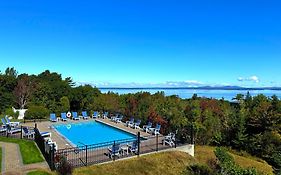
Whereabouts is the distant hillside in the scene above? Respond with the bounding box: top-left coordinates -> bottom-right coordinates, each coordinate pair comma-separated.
99,86 -> 281,90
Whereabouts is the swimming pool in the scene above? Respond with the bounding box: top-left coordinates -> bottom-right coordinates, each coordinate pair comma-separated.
53,121 -> 136,146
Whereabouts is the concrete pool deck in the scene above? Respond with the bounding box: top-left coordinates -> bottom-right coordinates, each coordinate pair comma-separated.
24,118 -> 154,149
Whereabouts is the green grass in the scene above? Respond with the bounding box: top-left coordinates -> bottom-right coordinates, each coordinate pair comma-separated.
0,147 -> 2,172
0,137 -> 44,164
74,146 -> 274,175
27,170 -> 53,175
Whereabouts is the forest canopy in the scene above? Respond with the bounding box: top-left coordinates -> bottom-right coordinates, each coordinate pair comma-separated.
0,67 -> 280,173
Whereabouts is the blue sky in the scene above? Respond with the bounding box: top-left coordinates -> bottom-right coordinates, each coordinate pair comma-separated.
0,0 -> 280,87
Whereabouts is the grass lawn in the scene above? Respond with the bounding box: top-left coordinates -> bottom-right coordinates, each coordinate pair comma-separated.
74,146 -> 273,175
0,147 -> 2,172
27,170 -> 53,175
0,137 -> 45,164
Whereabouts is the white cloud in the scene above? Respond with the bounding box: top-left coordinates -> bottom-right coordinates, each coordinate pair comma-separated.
184,80 -> 203,85
163,80 -> 203,87
237,75 -> 259,83
78,80 -> 206,88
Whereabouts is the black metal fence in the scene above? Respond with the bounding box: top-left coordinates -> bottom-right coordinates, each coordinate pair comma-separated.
62,133 -> 176,169
55,137 -> 139,168
34,126 -> 56,170
34,130 -> 178,170
1,123 -> 192,171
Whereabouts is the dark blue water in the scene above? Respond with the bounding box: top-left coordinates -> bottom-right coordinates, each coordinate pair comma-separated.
100,88 -> 281,101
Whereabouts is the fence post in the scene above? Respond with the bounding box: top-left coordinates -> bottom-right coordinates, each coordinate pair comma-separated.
21,126 -> 23,139
191,124 -> 194,144
174,132 -> 177,148
85,145 -> 88,166
137,132 -> 140,156
50,143 -> 55,170
113,141 -> 116,161
6,125 -> 10,138
156,133 -> 158,151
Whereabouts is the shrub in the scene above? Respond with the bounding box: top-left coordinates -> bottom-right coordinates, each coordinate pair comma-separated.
57,156 -> 73,175
214,147 -> 258,175
184,164 -> 214,175
5,107 -> 15,117
271,150 -> 281,174
25,106 -> 49,120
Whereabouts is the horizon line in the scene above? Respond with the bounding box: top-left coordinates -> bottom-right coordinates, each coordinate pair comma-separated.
96,86 -> 281,90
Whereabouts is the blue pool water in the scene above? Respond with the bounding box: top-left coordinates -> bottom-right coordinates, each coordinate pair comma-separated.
53,121 -> 136,146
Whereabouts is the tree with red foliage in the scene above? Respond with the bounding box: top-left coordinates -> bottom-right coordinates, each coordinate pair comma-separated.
148,107 -> 168,134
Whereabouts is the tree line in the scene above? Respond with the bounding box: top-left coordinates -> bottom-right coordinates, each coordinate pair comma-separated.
0,67 -> 280,173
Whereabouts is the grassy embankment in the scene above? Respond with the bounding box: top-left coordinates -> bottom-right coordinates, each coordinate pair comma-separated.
74,146 -> 273,175
0,137 -> 44,164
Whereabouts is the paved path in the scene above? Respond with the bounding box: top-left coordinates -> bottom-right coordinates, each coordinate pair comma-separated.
0,142 -> 50,175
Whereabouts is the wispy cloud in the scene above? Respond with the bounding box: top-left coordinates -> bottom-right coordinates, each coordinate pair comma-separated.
77,80 -> 206,88
238,76 -> 259,83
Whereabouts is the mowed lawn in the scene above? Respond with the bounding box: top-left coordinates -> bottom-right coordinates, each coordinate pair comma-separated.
0,137 -> 45,164
27,169 -> 53,175
74,146 -> 273,175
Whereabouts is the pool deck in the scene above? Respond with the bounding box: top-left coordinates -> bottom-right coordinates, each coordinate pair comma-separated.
24,118 -> 155,149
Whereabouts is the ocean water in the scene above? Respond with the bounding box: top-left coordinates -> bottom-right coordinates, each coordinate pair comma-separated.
100,88 -> 281,101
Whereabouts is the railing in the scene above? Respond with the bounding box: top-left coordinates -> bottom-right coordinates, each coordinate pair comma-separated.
1,123 -> 191,171
34,126 -> 56,170
50,132 -> 178,170
55,137 -> 138,168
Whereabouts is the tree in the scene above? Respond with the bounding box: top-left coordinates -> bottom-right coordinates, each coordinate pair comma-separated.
0,69 -> 17,112
5,67 -> 17,78
25,105 -> 49,119
233,93 -> 244,102
65,77 -> 75,87
60,96 -> 70,112
13,76 -> 34,109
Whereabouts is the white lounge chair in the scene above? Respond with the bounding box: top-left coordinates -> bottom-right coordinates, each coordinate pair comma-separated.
72,112 -> 80,120
22,127 -> 35,138
81,111 -> 89,120
148,124 -> 161,135
7,125 -> 21,134
126,117 -> 134,127
5,116 -> 20,126
102,112 -> 109,119
108,144 -> 121,159
61,113 -> 68,121
41,131 -> 51,137
50,113 -> 58,122
128,141 -> 138,154
163,133 -> 176,147
132,119 -> 141,129
114,115 -> 124,123
44,138 -> 58,153
143,122 -> 152,133
92,111 -> 99,118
